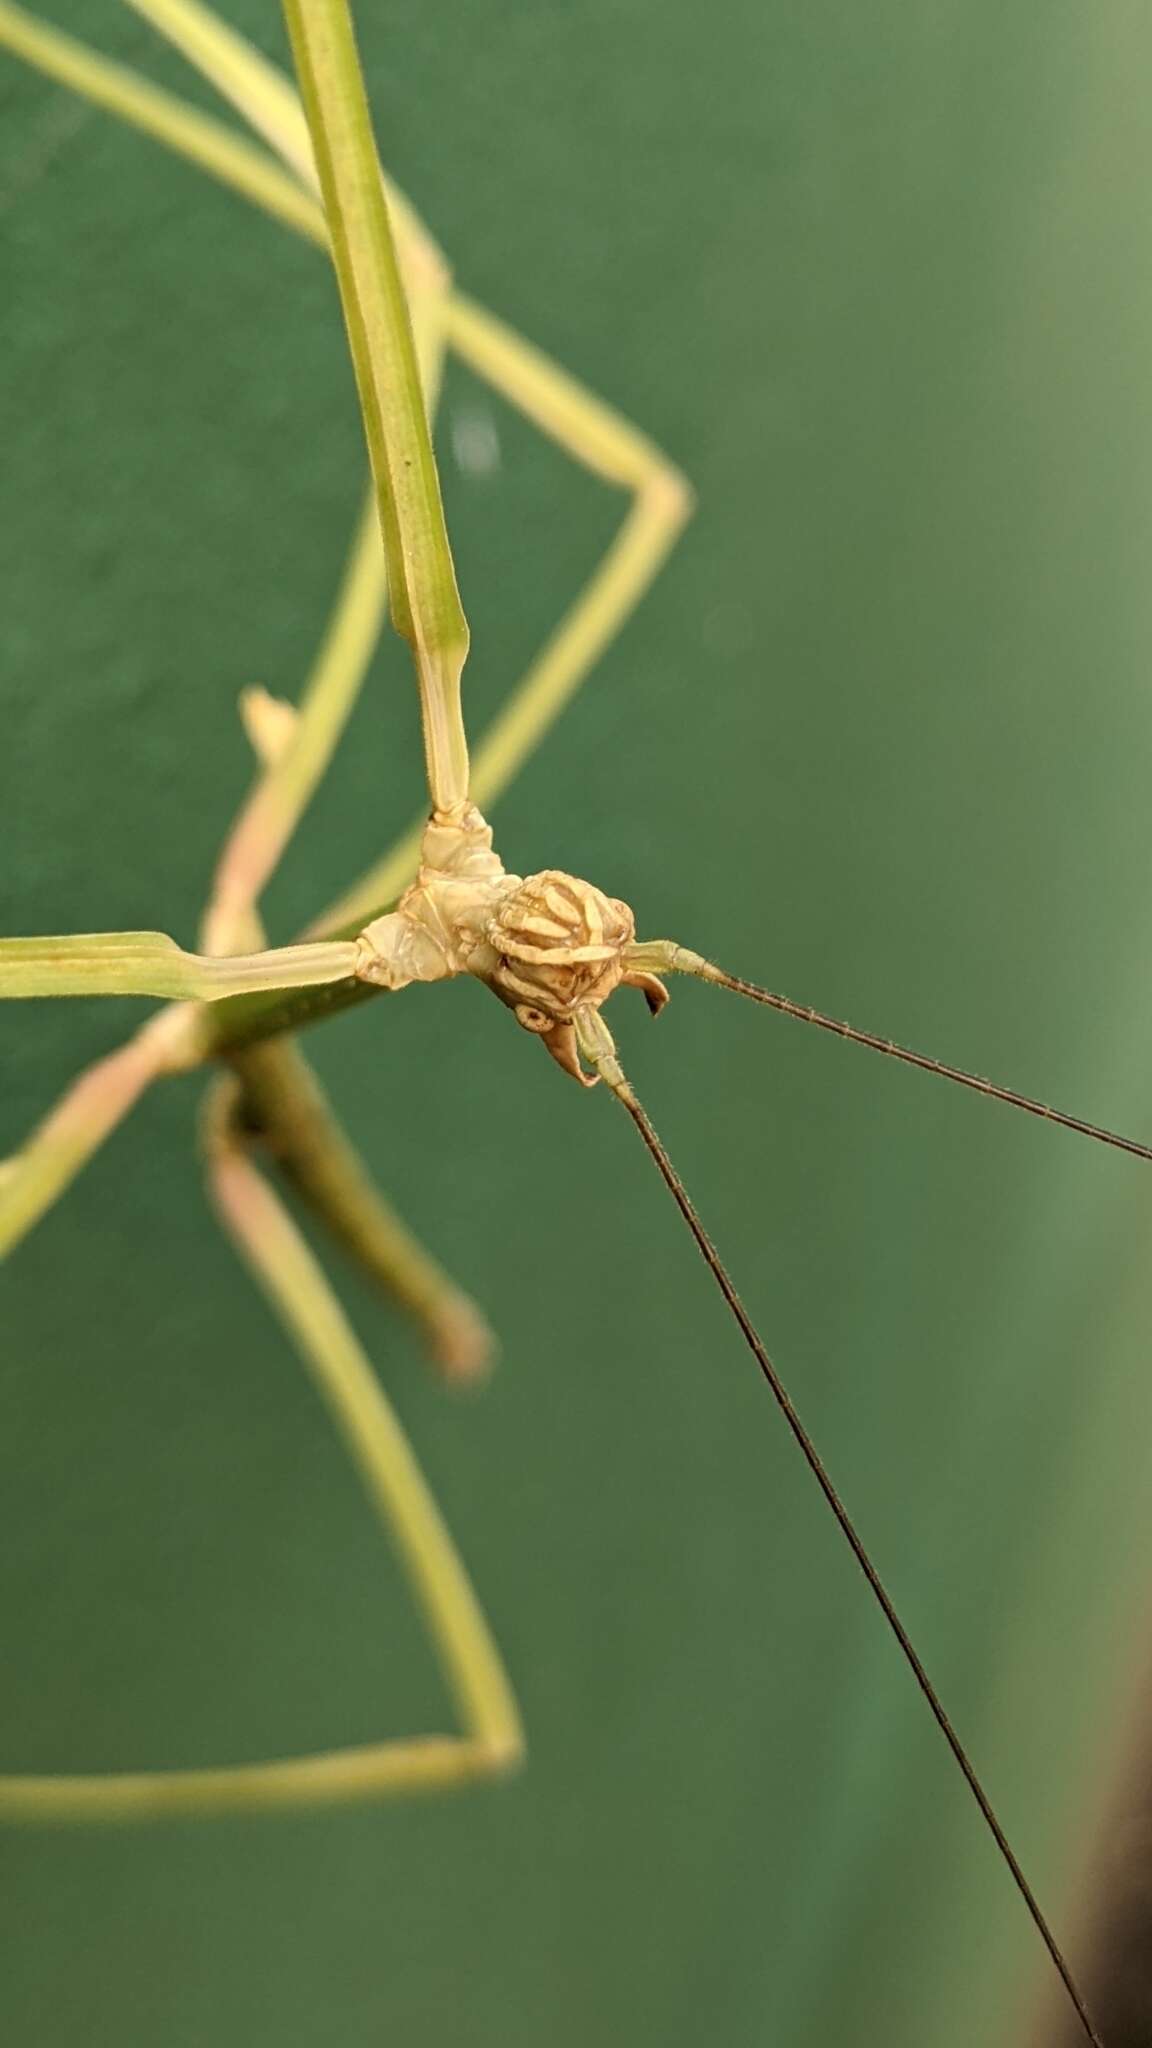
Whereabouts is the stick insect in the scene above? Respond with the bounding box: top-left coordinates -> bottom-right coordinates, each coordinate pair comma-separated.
3,5 -> 1152,2045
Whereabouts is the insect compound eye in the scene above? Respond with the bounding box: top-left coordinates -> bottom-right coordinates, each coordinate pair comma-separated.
512,1003 -> 553,1035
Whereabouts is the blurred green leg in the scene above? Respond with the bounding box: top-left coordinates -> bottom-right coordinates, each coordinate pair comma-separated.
124,0 -> 449,307
0,3 -> 691,935
216,574 -> 493,1380
0,1124 -> 521,1824
201,486 -> 388,957
313,296 -> 693,934
0,0 -> 324,244
219,1048 -> 494,1381
0,1005 -> 196,1260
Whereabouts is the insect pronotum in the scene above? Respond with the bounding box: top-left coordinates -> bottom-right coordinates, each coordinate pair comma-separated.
3,5 -> 1152,2046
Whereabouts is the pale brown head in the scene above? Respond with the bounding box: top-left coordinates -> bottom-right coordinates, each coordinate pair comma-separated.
483,870 -> 668,1083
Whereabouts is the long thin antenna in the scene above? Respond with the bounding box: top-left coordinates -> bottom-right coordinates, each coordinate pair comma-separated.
595,1049 -> 1103,2048
695,962 -> 1152,1165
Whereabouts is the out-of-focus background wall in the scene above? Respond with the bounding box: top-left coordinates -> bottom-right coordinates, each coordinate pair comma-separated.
4,4 -> 1152,2044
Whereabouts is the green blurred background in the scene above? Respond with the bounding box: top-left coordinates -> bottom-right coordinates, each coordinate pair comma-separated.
4,4 -> 1152,2043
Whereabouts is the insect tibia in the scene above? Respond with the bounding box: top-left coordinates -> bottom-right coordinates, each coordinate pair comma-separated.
354,811 -> 666,1083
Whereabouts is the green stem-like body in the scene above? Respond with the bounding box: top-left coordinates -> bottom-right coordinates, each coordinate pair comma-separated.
205,967 -> 385,1060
